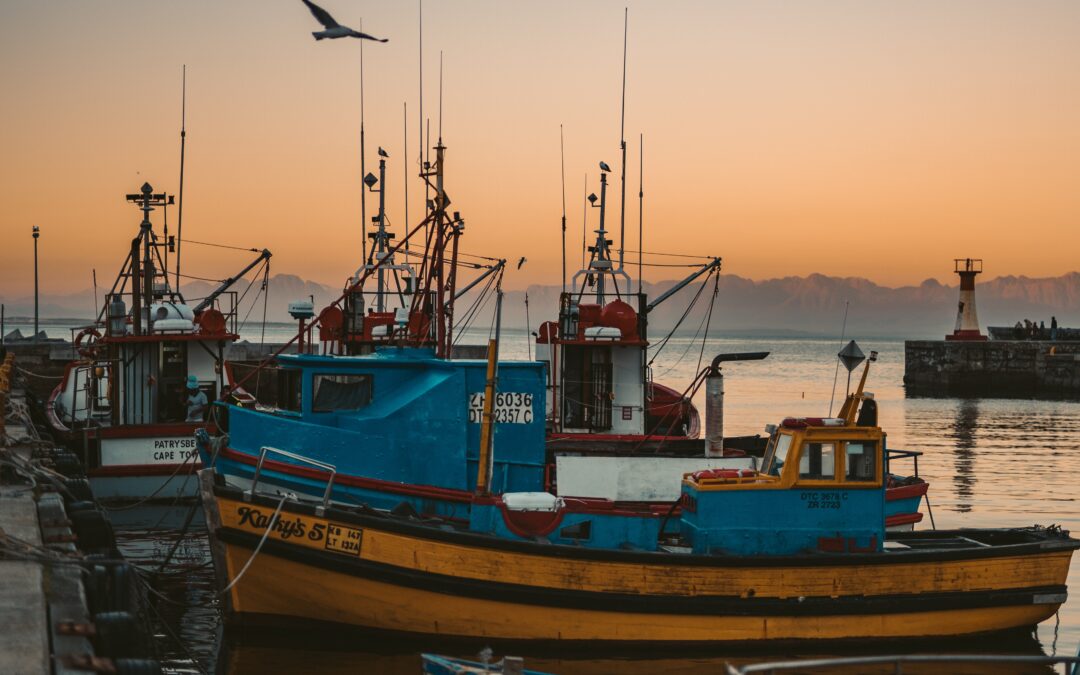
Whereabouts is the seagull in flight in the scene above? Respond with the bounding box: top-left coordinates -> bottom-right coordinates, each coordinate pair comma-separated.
301,0 -> 388,42
517,256 -> 527,269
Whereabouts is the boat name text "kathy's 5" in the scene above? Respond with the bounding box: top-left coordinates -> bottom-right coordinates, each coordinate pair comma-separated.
235,506 -> 363,556
467,392 -> 534,424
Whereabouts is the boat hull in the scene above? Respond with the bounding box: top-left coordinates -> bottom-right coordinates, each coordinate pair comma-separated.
202,474 -> 1074,644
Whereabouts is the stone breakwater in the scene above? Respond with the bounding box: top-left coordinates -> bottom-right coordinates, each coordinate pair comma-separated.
904,340 -> 1080,396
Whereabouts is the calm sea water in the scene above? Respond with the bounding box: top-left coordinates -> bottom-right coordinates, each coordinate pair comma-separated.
74,326 -> 1080,673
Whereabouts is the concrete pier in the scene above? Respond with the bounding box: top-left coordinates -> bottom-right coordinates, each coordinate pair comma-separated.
0,482 -> 51,675
1,355 -> 151,674
904,339 -> 1080,396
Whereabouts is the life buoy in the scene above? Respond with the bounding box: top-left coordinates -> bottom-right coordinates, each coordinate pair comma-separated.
74,328 -> 102,358
690,468 -> 757,481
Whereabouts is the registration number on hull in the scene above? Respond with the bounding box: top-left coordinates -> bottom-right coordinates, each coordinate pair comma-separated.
325,523 -> 363,556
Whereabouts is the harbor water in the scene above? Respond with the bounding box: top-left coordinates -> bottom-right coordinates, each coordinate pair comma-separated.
18,323 -> 1079,673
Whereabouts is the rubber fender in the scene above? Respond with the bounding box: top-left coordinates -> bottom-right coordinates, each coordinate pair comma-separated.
70,509 -> 116,551
84,564 -> 112,614
93,611 -> 142,659
110,564 -> 134,612
63,477 -> 94,502
114,660 -> 163,675
51,451 -> 85,477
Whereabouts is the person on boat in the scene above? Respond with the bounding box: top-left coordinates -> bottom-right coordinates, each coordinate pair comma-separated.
186,375 -> 208,422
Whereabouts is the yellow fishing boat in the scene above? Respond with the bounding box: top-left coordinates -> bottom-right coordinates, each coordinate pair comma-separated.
199,349 -> 1079,644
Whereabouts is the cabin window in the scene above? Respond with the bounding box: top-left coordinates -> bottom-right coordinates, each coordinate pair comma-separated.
844,442 -> 876,481
312,374 -> 373,412
764,433 -> 794,474
799,442 -> 836,480
276,369 -> 302,412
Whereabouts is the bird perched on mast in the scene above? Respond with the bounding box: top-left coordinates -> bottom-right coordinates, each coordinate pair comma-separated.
301,0 -> 389,42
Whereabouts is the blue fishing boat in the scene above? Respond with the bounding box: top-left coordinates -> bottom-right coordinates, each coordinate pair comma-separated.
208,154 -> 926,529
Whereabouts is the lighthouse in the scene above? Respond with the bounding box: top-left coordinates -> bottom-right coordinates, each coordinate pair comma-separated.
946,258 -> 987,341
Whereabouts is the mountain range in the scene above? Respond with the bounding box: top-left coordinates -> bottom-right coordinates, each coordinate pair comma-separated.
3,272 -> 1079,339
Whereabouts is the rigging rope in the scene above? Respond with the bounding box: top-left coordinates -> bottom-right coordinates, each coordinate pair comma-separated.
178,238 -> 262,253
647,267 -> 713,366
622,249 -> 714,260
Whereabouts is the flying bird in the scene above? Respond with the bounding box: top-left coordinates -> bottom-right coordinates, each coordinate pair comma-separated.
517,257 -> 527,269
599,161 -> 611,172
301,0 -> 388,42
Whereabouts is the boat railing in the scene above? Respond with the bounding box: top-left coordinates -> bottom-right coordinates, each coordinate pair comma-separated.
887,448 -> 923,477
725,653 -> 1080,675
250,445 -> 337,514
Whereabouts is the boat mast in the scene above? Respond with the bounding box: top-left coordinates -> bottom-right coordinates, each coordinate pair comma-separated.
638,133 -> 643,294
560,125 -> 567,294
363,152 -> 391,312
175,66 -> 187,292
617,8 -> 628,275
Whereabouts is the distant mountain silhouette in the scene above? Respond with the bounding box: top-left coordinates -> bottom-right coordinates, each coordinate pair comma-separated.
5,271 -> 1080,339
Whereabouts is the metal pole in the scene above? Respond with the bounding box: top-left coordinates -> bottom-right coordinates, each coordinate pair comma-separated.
32,226 -> 40,339
360,23 -> 368,267
376,156 -> 387,312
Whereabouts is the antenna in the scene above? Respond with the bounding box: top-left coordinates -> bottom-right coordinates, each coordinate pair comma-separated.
418,0 -> 426,241
638,132 -> 643,293
617,7 -> 628,273
92,269 -> 99,319
828,300 -> 851,416
560,125 -> 567,293
175,65 -> 187,291
360,19 -> 368,267
581,174 -> 588,270
438,51 -> 444,141
403,101 -> 409,252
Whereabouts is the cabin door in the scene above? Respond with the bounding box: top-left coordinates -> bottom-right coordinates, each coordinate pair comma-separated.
589,361 -> 613,430
158,341 -> 189,423
561,346 -> 613,432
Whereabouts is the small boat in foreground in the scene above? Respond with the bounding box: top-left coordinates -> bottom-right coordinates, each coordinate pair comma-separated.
422,653 -> 552,675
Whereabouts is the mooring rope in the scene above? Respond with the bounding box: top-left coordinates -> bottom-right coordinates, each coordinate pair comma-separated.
219,492 -> 292,595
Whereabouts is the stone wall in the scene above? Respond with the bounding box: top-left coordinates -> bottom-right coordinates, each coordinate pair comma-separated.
904,340 -> 1080,396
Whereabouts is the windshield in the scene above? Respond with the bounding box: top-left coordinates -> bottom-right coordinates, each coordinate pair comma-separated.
763,433 -> 794,475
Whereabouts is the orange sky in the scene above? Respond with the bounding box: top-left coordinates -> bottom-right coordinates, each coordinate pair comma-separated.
2,1 -> 1079,297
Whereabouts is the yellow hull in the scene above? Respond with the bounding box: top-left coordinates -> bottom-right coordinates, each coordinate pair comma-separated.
221,541 -> 1058,642
202,476 -> 1075,644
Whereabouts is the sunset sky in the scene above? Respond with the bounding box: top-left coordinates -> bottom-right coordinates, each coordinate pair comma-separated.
1,1 -> 1079,298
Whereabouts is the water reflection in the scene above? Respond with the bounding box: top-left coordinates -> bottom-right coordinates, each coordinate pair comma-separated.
949,399 -> 979,513
216,630 -> 1054,675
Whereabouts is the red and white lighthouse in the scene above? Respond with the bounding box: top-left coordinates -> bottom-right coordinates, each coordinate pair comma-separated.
946,258 -> 987,341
